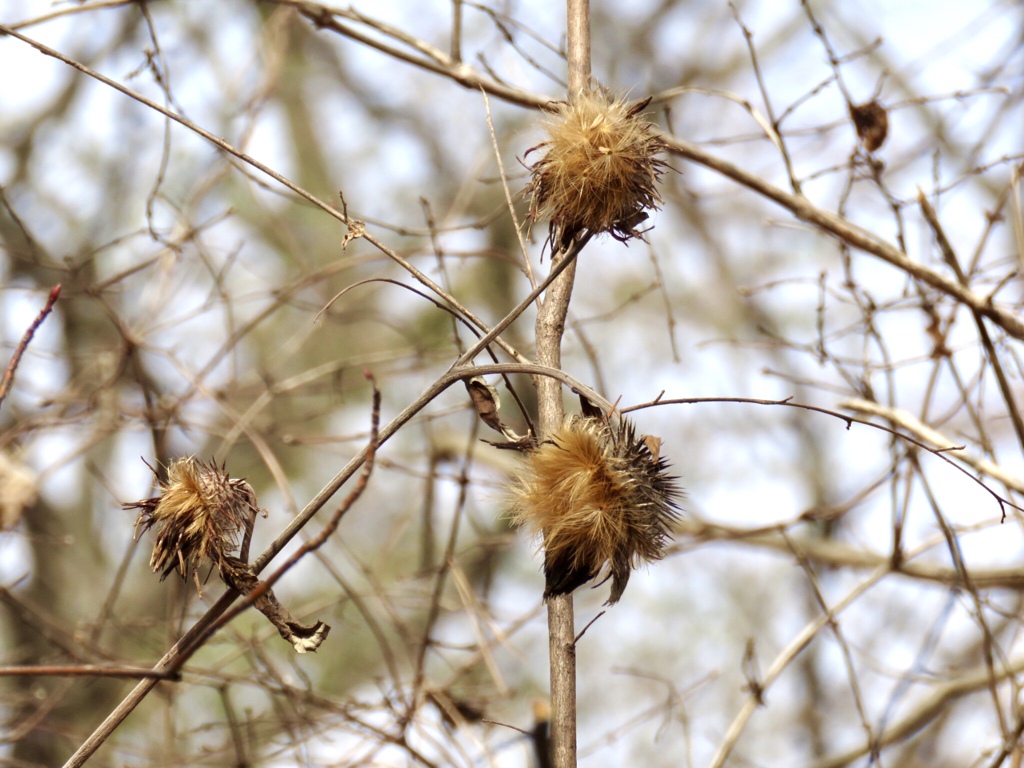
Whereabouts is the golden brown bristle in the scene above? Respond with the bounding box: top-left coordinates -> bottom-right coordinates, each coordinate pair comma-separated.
526,90 -> 669,252
126,457 -> 258,585
508,415 -> 682,604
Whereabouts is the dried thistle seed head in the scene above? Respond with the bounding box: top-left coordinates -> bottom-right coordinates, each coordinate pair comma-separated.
508,415 -> 682,605
526,89 -> 669,252
125,457 -> 258,584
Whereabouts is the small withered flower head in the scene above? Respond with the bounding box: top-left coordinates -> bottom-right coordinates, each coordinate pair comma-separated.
508,415 -> 682,605
526,89 -> 669,252
126,457 -> 258,584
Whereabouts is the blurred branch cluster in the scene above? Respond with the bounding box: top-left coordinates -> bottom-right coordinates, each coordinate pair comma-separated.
2,1 -> 1024,766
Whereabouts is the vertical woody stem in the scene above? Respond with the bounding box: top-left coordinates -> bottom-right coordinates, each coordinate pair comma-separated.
565,0 -> 591,99
537,2 -> 590,767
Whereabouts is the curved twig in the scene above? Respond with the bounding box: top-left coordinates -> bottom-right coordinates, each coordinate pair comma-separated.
624,395 -> 1024,517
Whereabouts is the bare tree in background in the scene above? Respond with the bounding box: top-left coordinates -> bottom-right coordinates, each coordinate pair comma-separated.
2,1 -> 1024,767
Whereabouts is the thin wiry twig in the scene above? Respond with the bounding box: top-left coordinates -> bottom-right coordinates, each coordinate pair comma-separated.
0,665 -> 178,681
0,284 -> 60,414
202,376 -> 381,640
728,2 -> 802,194
624,394 -> 1024,517
917,189 -> 1024,455
709,566 -> 888,768
673,516 -> 1024,590
277,0 -> 551,109
0,24 -> 529,377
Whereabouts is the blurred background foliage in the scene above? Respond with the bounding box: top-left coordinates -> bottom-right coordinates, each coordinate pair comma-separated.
2,0 -> 1024,766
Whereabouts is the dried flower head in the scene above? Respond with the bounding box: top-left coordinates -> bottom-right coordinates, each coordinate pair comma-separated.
509,415 -> 682,604
126,457 -> 258,586
526,89 -> 669,252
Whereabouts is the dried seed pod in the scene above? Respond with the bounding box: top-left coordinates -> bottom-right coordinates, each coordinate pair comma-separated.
526,89 -> 669,252
508,415 -> 682,604
126,457 -> 258,586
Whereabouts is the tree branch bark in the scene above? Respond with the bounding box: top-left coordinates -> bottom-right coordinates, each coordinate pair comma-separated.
537,4 -> 591,767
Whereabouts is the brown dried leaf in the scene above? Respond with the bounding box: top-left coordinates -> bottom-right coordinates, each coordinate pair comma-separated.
851,101 -> 889,152
466,377 -> 506,435
642,434 -> 663,463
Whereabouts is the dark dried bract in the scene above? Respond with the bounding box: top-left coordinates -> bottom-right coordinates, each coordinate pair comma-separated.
126,457 -> 258,585
526,90 -> 669,253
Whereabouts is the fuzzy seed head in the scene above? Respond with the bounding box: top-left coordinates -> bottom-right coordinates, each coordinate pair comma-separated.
126,457 -> 258,583
509,415 -> 682,604
526,90 -> 668,252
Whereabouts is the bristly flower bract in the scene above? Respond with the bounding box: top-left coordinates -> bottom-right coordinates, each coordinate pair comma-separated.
526,89 -> 669,253
509,415 -> 682,604
126,457 -> 258,588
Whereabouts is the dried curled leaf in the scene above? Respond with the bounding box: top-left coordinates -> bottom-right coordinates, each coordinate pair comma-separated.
466,377 -> 505,435
850,101 -> 888,152
466,376 -> 528,447
219,557 -> 330,654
